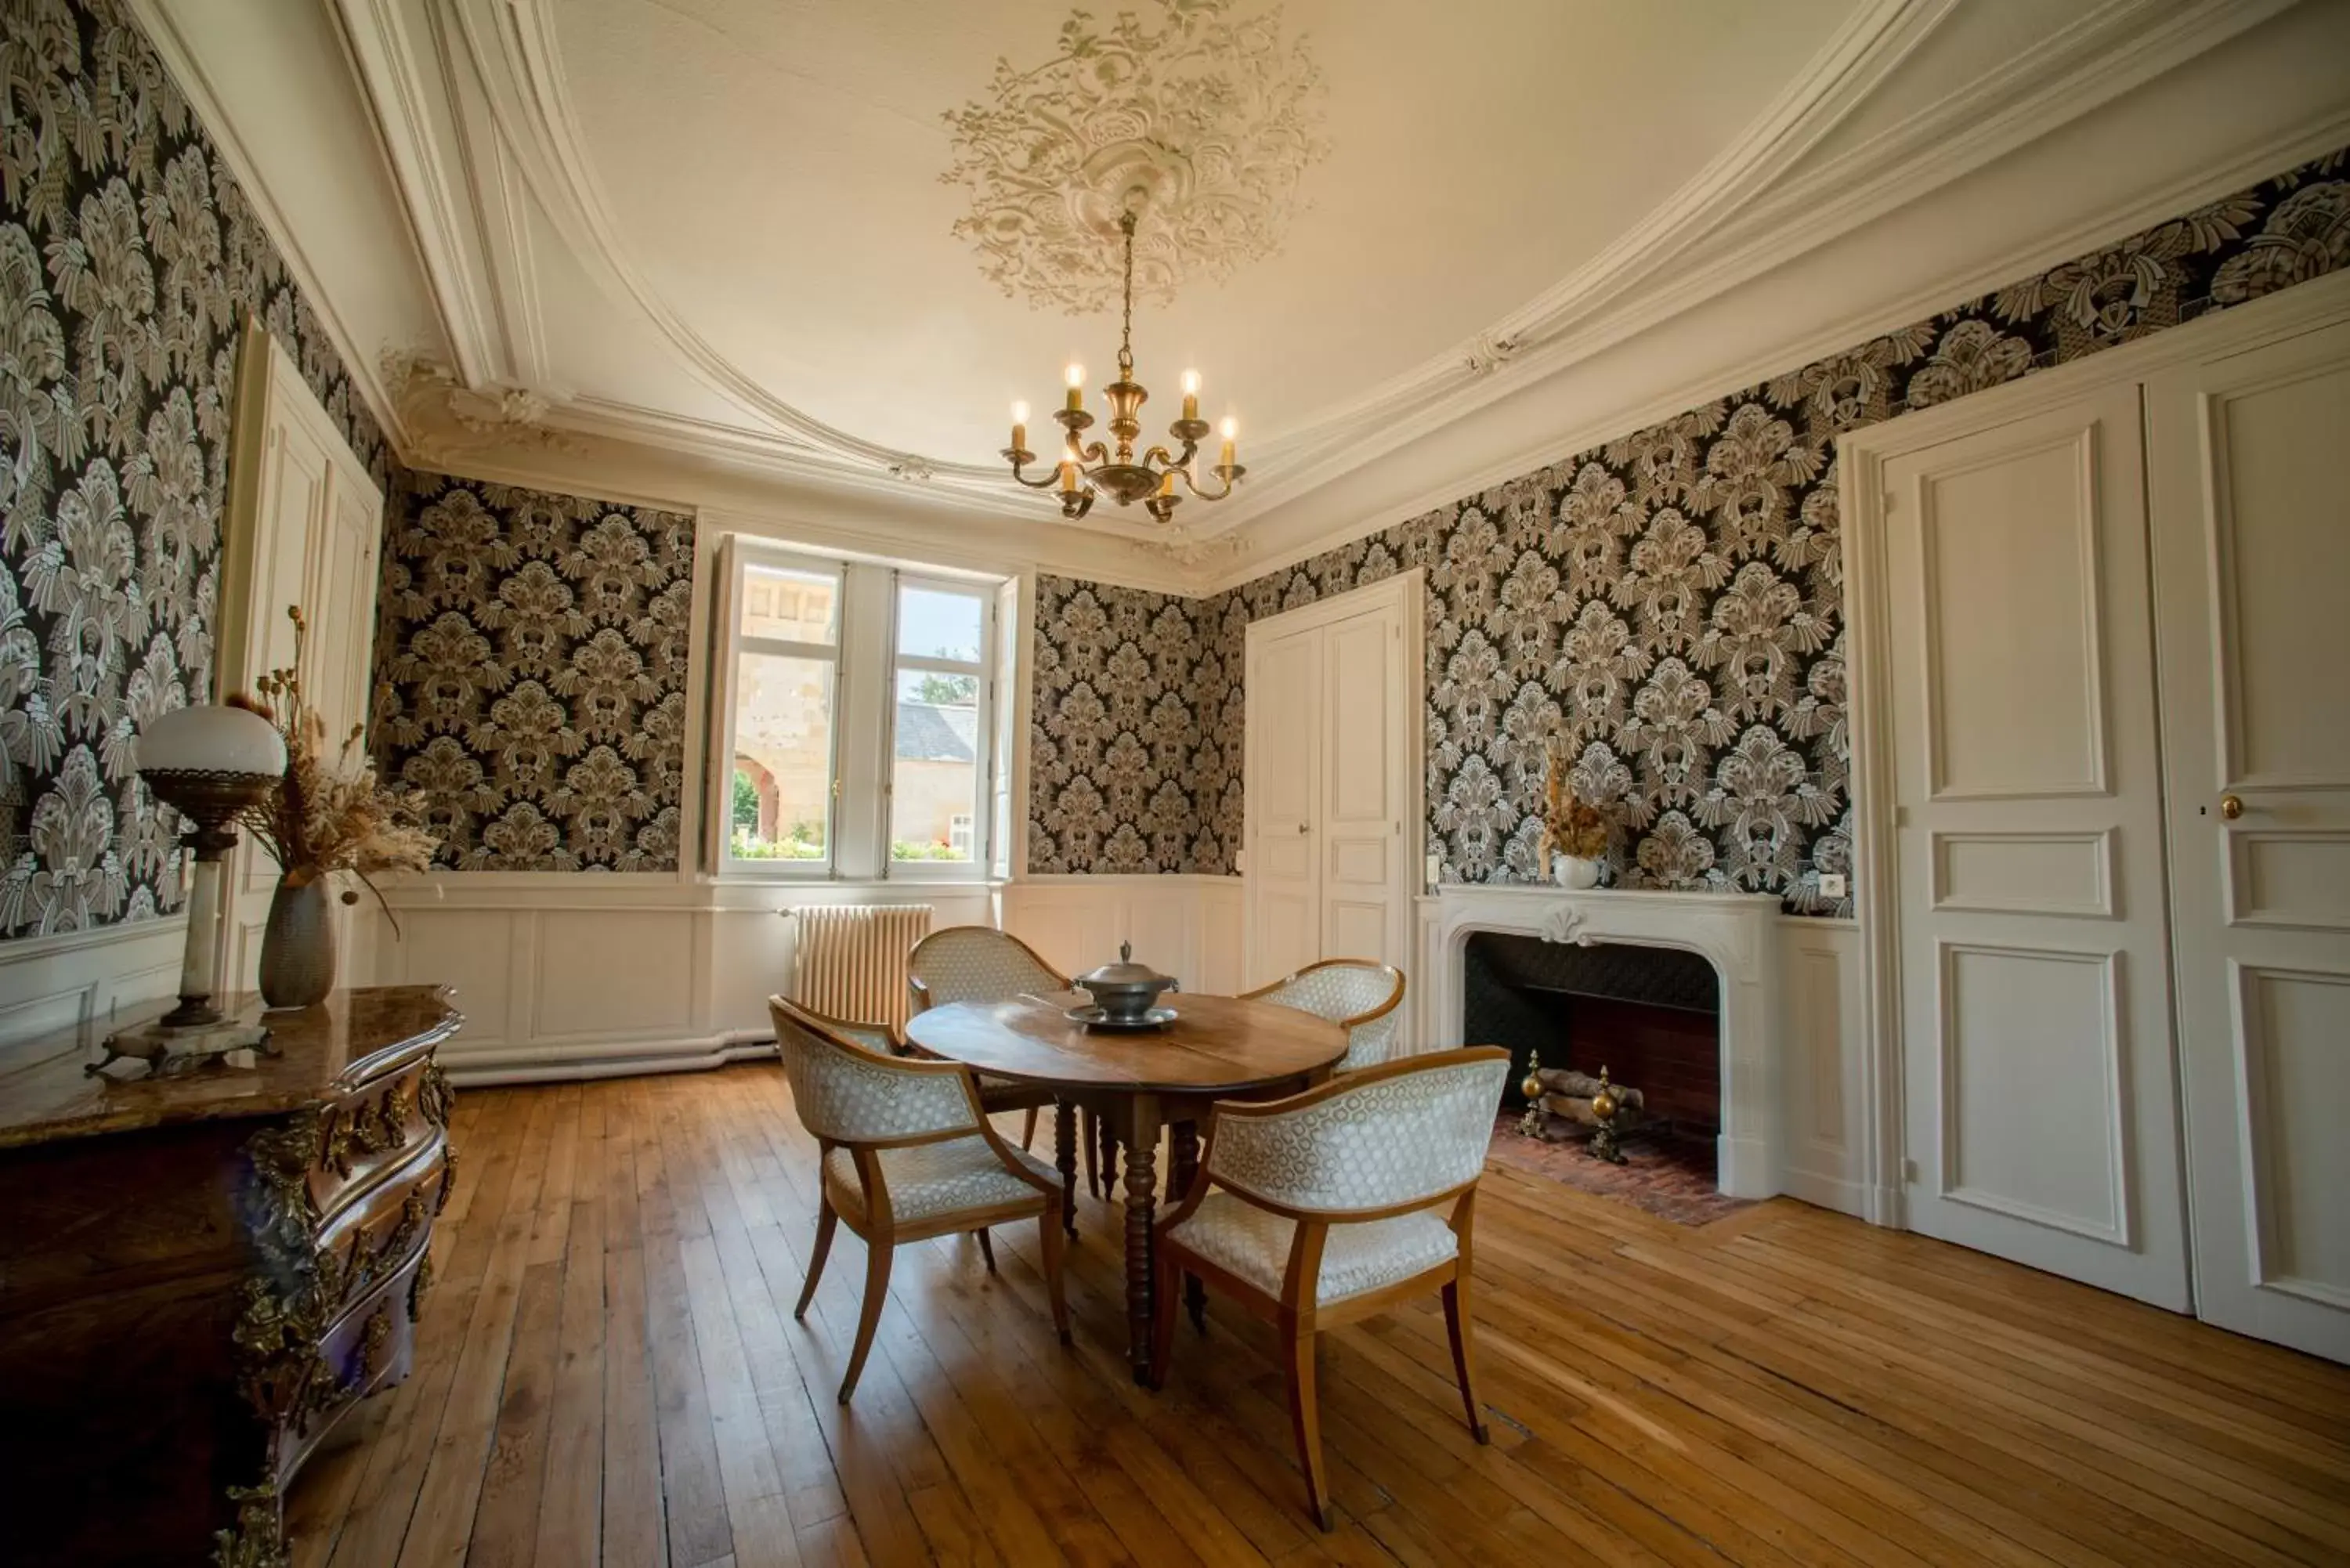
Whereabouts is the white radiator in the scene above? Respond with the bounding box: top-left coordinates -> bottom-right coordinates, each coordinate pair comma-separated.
788,904 -> 933,1033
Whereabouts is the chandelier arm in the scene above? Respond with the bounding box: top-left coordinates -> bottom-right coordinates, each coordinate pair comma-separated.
1076,439 -> 1112,468
1177,464 -> 1237,501
1004,455 -> 1066,491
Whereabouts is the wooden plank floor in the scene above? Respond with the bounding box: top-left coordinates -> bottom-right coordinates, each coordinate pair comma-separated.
289,1067 -> 2350,1568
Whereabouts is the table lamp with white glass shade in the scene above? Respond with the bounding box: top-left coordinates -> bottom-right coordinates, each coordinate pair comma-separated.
92,704 -> 287,1073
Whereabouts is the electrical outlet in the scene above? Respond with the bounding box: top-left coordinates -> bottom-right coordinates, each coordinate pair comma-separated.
1819,873 -> 1847,898
1425,854 -> 1441,887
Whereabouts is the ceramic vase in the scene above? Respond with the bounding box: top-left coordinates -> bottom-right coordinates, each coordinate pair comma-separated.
1553,855 -> 1603,891
258,876 -> 336,1010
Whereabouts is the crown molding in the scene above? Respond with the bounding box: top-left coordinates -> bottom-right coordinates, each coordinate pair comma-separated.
317,0 -> 2317,583
1188,0 -> 2300,544
128,0 -> 415,459
1202,100 -> 2350,595
329,0 -> 500,387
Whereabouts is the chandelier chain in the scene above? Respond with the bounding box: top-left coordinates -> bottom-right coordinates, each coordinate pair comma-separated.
1118,209 -> 1137,377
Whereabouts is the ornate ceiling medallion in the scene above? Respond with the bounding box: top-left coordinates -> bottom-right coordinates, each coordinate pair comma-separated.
940,0 -> 1329,314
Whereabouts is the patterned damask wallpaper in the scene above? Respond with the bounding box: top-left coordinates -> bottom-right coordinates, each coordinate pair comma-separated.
0,0 -> 391,938
371,473 -> 696,871
1029,143 -> 2350,910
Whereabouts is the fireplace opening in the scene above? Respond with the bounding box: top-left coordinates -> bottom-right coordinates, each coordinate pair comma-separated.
1465,930 -> 1723,1182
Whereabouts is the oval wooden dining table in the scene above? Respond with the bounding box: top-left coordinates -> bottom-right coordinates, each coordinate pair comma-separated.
903,989 -> 1347,1385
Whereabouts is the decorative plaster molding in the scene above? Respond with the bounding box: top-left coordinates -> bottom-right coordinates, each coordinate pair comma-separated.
938,0 -> 1329,313
1538,903 -> 1595,948
385,349 -> 584,461
1126,527 -> 1253,570
1462,333 -> 1520,378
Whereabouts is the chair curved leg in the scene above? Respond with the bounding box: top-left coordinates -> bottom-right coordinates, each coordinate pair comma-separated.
1021,1106 -> 1039,1151
1149,1240 -> 1183,1389
1283,1328 -> 1332,1530
974,1228 -> 996,1274
1443,1274 -> 1489,1443
839,1237 -> 893,1404
797,1198 -> 837,1320
1038,1203 -> 1073,1346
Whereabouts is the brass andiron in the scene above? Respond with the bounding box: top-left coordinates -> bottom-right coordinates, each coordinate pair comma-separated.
1517,1048 -> 1545,1138
1588,1065 -> 1627,1165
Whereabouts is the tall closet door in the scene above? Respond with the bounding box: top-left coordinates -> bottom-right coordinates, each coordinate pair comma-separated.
2149,317 -> 2350,1361
1878,384 -> 2192,1310
1246,623 -> 1323,985
1318,604 -> 1408,965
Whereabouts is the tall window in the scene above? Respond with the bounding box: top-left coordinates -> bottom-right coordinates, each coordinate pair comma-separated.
725,557 -> 841,866
890,580 -> 991,867
718,544 -> 996,880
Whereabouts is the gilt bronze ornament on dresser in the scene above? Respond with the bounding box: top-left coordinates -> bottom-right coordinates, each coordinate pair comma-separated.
0,987 -> 461,1566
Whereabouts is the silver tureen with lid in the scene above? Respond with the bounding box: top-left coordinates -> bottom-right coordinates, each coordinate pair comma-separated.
1072,941 -> 1179,1028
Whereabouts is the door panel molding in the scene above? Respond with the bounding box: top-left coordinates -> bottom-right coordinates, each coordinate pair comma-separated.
1933,939 -> 2131,1247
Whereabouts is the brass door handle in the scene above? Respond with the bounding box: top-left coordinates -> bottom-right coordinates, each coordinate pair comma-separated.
2219,794 -> 2244,821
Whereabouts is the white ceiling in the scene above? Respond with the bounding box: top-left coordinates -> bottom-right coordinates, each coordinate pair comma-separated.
141,0 -> 2350,587
560,0 -> 1861,461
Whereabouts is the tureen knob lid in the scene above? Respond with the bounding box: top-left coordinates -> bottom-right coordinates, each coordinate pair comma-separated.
1119,940 -> 1131,962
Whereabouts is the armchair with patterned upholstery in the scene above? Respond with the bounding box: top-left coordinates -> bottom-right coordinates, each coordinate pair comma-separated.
908,924 -> 1103,1222
1239,959 -> 1407,1072
770,995 -> 1071,1404
905,925 -> 1063,1151
1151,1046 -> 1511,1530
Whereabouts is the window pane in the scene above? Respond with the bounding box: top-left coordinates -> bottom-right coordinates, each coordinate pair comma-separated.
898,584 -> 982,663
731,651 -> 833,862
891,667 -> 977,863
741,562 -> 838,645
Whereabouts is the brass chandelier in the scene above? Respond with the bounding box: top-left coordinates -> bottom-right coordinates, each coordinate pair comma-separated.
1002,209 -> 1244,523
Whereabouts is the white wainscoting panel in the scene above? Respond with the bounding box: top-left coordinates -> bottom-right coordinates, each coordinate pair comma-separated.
1002,876 -> 1247,1001
369,876 -> 994,1082
1778,915 -> 1866,1216
0,917 -> 190,1054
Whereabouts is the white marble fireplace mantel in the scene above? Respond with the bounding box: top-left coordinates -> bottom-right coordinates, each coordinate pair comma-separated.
1417,885 -> 1785,1198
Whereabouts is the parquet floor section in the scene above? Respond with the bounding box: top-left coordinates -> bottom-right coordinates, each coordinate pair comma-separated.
287,1066 -> 2350,1567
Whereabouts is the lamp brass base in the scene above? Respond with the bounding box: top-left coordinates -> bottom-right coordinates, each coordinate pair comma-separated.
89,1017 -> 277,1079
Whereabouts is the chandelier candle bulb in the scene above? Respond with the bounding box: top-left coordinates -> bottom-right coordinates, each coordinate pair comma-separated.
1010,400 -> 1029,453
1220,416 -> 1238,468
1181,369 -> 1201,421
1065,363 -> 1085,410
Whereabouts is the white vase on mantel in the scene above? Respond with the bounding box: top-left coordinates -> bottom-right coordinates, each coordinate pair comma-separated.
1552,855 -> 1602,891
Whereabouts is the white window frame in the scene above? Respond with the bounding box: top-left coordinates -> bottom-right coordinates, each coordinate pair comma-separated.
717,540 -> 846,880
884,572 -> 996,882
711,544 -> 1002,883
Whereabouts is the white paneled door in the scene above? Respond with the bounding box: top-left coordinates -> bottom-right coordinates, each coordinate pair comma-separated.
2149,317 -> 2350,1361
215,326 -> 384,995
1246,618 -> 1323,985
1877,384 -> 2192,1310
1243,574 -> 1418,991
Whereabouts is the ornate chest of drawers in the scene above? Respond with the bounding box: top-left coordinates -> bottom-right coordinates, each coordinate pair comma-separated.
0,986 -> 461,1566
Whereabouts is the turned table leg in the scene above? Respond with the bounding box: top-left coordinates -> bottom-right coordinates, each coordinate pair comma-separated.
1120,1093 -> 1162,1386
